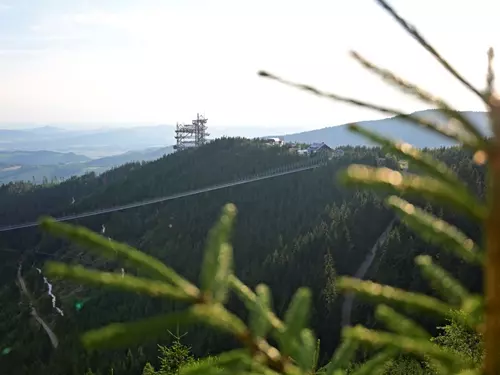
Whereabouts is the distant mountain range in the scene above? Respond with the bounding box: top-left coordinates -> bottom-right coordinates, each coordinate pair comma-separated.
2,110 -> 487,158
0,125 -> 175,158
0,109 -> 487,184
0,124 -> 310,157
0,146 -> 174,184
0,150 -> 90,165
279,110 -> 489,148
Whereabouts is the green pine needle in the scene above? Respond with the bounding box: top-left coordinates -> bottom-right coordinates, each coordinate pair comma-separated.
249,284 -> 273,338
81,311 -> 197,350
337,277 -> 455,319
38,217 -> 197,296
375,305 -> 431,339
189,303 -> 248,338
323,337 -> 360,375
348,124 -> 476,191
350,348 -> 398,375
179,349 -> 252,375
387,196 -> 484,265
280,288 -> 313,359
339,165 -> 486,220
344,325 -> 471,371
229,275 -> 285,336
297,328 -> 317,372
350,51 -> 487,148
82,304 -> 247,350
200,203 -> 237,303
415,255 -> 471,307
283,288 -> 312,339
44,262 -> 196,302
257,70 -> 481,151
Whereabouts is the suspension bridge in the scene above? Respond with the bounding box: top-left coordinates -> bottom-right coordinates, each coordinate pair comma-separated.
0,156 -> 328,234
0,153 -> 398,354
0,155 -> 330,351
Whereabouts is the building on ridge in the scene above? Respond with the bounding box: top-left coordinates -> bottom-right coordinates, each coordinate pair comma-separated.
307,142 -> 333,157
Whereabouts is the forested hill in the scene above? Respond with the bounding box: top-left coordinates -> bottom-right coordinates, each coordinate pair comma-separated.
0,137 -> 484,375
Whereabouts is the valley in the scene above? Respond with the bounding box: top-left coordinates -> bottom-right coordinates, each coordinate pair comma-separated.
1,0 -> 495,372
0,136 -> 484,375
0,147 -> 174,185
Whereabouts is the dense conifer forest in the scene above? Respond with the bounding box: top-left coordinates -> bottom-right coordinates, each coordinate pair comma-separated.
0,137 -> 484,374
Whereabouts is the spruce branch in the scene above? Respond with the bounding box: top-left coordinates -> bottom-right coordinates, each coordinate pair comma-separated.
375,305 -> 431,339
296,329 -> 317,372
350,50 -> 486,145
337,277 -> 455,319
339,165 -> 487,220
344,325 -> 471,372
249,284 -> 273,338
386,196 -> 484,265
39,206 -> 313,375
348,124 -> 477,191
415,255 -> 472,308
44,262 -> 198,302
200,203 -> 237,303
349,348 -> 397,375
179,349 -> 250,375
81,311 -> 198,350
258,70 -> 480,150
39,217 -> 198,296
36,0 -> 498,371
229,275 -> 286,336
283,288 -> 312,345
486,48 -> 495,99
322,337 -> 359,375
373,0 -> 485,103
415,256 -> 484,330
180,349 -> 281,375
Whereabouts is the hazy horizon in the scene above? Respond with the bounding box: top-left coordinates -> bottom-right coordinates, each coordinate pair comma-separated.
0,108 -> 488,133
1,0 -> 498,130
0,121 -> 314,135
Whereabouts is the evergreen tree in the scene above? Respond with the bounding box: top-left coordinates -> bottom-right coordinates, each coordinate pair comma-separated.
157,340 -> 194,375
1,0 -> 499,374
142,362 -> 156,375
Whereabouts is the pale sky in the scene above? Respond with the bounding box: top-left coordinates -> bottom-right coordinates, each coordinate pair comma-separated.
0,0 -> 499,131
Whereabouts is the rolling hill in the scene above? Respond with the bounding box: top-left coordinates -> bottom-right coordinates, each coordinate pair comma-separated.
1,109 -> 488,185
279,110 -> 489,148
0,150 -> 90,166
0,137 -> 483,375
0,125 -> 175,158
0,146 -> 174,184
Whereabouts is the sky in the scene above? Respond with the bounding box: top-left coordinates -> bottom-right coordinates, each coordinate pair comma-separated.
0,0 -> 499,131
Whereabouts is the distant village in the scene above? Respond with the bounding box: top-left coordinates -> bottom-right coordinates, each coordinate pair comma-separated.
261,137 -> 344,159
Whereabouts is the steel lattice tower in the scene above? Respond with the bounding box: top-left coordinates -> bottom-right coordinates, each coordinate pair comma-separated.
174,113 -> 209,151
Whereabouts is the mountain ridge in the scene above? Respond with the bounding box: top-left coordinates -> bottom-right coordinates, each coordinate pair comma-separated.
0,124 -> 176,157
276,109 -> 489,148
0,137 -> 482,375
0,146 -> 174,184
